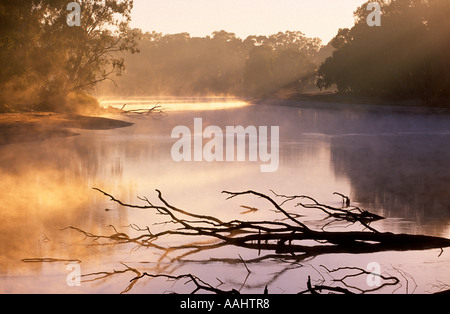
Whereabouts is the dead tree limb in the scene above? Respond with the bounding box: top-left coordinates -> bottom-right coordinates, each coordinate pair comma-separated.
119,102 -> 167,119
66,188 -> 450,263
81,263 -> 141,294
78,263 -> 406,294
304,276 -> 354,294
270,190 -> 383,232
318,265 -> 400,294
129,273 -> 240,294
23,187 -> 450,294
333,192 -> 351,207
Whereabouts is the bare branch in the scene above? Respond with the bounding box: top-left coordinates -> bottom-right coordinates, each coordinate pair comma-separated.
130,273 -> 240,295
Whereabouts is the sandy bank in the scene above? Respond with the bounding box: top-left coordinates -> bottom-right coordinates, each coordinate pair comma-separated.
0,112 -> 133,145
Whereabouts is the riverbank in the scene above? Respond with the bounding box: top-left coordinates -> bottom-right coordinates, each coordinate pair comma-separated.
0,112 -> 133,145
253,91 -> 450,115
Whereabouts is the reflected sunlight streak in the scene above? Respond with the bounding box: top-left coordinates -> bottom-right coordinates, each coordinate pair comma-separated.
100,99 -> 252,112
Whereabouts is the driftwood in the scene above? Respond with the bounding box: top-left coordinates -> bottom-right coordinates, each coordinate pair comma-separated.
104,102 -> 167,119
60,188 -> 450,294
119,103 -> 167,118
302,265 -> 401,294
79,262 -> 449,294
72,188 -> 450,260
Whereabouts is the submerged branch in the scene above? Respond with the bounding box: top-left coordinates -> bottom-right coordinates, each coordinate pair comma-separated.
270,190 -> 383,232
118,103 -> 168,118
130,273 -> 240,295
55,187 -> 450,294
73,262 -> 419,294
64,188 -> 450,262
82,263 -> 141,294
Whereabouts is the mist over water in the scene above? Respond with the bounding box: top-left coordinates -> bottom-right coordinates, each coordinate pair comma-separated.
1,99 -> 449,293
100,97 -> 251,112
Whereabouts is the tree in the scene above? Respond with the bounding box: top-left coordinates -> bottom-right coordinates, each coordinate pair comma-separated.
274,48 -> 316,91
243,46 -> 275,96
95,30 -> 322,98
0,0 -> 139,112
316,0 -> 450,104
243,31 -> 321,96
0,0 -> 48,108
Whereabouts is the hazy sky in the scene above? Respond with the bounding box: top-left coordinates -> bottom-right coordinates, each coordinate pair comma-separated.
130,0 -> 368,44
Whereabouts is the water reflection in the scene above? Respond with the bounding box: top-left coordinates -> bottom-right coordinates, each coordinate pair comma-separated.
0,100 -> 449,293
331,133 -> 450,235
0,137 -> 108,273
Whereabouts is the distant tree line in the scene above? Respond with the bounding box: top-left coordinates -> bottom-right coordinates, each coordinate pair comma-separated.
98,0 -> 449,105
317,0 -> 450,103
96,30 -> 326,97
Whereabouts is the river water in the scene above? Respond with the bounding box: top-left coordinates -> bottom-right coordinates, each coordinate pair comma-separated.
0,98 -> 449,294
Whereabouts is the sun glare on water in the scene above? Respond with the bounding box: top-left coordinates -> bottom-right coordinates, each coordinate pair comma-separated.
100,98 -> 252,112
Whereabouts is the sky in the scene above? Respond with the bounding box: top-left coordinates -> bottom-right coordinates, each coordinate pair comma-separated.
130,0 -> 368,44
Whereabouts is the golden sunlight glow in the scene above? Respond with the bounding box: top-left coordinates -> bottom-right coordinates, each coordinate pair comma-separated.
100,99 -> 252,112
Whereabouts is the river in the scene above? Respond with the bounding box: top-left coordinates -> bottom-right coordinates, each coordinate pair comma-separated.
0,98 -> 449,293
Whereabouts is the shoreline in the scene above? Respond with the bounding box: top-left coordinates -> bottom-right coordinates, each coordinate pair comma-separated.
0,112 -> 134,146
2,94 -> 448,146
252,92 -> 450,115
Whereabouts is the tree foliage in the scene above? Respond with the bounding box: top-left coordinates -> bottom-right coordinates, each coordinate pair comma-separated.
0,0 -> 139,112
317,0 -> 450,104
96,30 -> 322,97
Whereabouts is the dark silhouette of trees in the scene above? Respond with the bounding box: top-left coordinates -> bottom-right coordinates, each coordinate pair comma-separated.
317,0 -> 450,105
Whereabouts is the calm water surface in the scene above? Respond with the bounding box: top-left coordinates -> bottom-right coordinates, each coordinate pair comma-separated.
0,99 -> 449,293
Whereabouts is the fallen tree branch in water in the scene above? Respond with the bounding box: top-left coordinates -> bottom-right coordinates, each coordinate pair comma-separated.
65,188 -> 450,263
116,103 -> 168,119
75,262 -> 415,294
17,186 -> 449,294
315,265 -> 400,294
130,273 -> 240,295
269,190 -> 383,232
54,187 -> 450,294
81,263 -> 141,294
